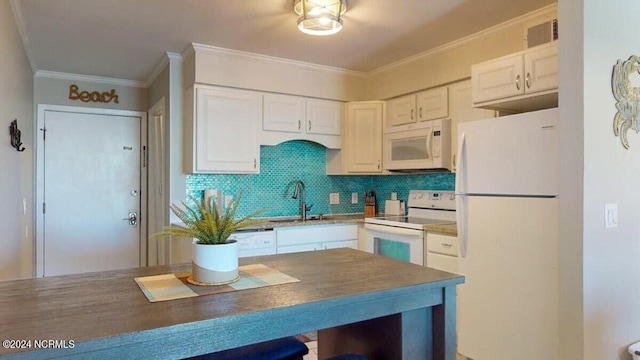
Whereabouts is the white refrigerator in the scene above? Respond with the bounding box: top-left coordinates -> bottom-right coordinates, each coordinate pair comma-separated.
455,108 -> 560,360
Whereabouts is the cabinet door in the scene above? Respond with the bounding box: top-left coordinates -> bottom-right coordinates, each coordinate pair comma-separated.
471,54 -> 524,104
195,87 -> 260,173
345,102 -> 383,173
321,239 -> 358,250
416,87 -> 448,121
449,80 -> 495,171
306,99 -> 342,135
263,94 -> 304,133
523,43 -> 558,94
277,243 -> 318,254
386,94 -> 416,126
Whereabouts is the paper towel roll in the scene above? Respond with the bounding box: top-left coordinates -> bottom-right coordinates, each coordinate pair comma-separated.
203,189 -> 222,211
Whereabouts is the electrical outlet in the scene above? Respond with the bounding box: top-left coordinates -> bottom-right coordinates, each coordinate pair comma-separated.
224,195 -> 233,208
351,192 -> 358,204
330,193 -> 340,205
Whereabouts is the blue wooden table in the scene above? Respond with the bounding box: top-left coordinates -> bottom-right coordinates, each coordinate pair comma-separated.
0,248 -> 464,360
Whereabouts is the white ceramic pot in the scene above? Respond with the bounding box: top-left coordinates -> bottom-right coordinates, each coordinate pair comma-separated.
191,240 -> 239,285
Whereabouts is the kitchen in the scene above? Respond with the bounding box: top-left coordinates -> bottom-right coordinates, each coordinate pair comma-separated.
2,1 -> 640,360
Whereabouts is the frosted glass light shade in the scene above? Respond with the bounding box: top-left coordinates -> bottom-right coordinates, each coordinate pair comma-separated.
294,0 -> 347,36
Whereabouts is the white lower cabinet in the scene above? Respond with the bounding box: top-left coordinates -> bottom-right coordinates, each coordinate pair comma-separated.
425,232 -> 459,274
276,224 -> 359,254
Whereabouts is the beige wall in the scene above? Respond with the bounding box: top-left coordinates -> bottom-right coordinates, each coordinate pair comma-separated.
189,44 -> 367,101
365,5 -> 556,100
560,0 -> 640,359
34,76 -> 147,111
0,0 -> 34,280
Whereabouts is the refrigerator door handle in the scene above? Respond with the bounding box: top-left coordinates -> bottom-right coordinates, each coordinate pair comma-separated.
455,132 -> 466,194
456,195 -> 468,258
455,132 -> 468,258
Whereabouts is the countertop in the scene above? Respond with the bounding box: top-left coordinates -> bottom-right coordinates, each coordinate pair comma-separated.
0,248 -> 464,359
249,213 -> 366,230
423,223 -> 458,236
177,213 -> 459,236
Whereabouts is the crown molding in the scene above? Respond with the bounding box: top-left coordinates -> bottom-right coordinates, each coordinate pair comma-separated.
34,70 -> 147,88
10,0 -> 37,74
188,43 -> 367,78
369,3 -> 558,76
146,52 -> 183,87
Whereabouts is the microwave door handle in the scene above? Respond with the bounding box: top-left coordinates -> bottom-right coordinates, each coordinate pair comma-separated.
426,129 -> 433,160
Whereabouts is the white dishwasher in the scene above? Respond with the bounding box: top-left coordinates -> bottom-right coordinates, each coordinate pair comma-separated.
228,230 -> 277,257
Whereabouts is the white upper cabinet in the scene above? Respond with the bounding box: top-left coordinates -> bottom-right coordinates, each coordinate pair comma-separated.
344,102 -> 384,173
184,85 -> 260,174
262,94 -> 343,148
471,42 -> 558,112
262,93 -> 305,133
386,87 -> 449,127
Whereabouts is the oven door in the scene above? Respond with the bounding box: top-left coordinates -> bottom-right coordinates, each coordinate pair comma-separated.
363,223 -> 424,265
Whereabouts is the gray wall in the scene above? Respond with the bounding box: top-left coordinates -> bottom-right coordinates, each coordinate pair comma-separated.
0,0 -> 34,280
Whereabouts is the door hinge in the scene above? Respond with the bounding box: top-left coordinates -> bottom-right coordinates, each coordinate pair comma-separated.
43,203 -> 46,214
142,145 -> 147,168
40,127 -> 47,141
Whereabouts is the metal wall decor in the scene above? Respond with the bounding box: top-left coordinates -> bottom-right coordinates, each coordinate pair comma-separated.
9,119 -> 25,152
612,55 -> 640,149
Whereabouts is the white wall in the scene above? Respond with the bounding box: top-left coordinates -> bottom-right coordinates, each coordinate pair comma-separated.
0,0 -> 34,280
560,0 -> 640,359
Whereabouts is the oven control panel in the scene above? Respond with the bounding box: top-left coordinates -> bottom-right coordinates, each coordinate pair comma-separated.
408,190 -> 456,210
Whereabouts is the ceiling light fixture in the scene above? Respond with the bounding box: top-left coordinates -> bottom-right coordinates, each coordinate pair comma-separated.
294,0 -> 347,36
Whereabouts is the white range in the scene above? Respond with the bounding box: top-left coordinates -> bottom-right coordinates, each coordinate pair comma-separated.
363,190 -> 456,266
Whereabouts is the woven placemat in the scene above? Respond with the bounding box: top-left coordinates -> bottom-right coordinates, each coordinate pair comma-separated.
134,263 -> 299,302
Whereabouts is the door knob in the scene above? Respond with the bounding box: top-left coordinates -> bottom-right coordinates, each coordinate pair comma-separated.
123,211 -> 138,226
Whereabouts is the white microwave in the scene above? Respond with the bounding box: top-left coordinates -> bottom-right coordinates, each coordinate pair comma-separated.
383,118 -> 451,171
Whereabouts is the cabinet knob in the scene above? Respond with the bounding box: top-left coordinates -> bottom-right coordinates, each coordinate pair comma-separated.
298,120 -> 301,130
419,107 -> 423,119
377,160 -> 380,170
515,74 -> 521,90
525,73 -> 531,89
411,109 -> 414,120
253,158 -> 257,169
308,120 -> 311,131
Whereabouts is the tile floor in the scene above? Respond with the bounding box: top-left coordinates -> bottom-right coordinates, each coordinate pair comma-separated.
302,340 -> 466,360
303,340 -> 318,360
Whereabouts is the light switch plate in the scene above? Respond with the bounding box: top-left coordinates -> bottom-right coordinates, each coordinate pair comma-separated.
605,203 -> 618,228
330,193 -> 340,205
351,192 -> 358,204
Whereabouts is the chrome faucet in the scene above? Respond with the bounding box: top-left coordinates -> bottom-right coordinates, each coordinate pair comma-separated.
284,180 -> 313,221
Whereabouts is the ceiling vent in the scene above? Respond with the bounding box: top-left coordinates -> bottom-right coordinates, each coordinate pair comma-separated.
525,18 -> 558,48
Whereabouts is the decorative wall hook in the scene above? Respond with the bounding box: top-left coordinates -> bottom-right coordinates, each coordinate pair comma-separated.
612,55 -> 640,149
9,119 -> 25,152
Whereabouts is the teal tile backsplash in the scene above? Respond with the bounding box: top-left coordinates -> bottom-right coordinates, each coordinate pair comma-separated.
186,140 -> 454,218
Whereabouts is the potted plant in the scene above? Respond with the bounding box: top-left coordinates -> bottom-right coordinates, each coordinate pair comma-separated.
155,193 -> 266,285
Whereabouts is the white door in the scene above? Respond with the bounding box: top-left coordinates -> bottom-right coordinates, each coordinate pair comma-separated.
36,106 -> 145,277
